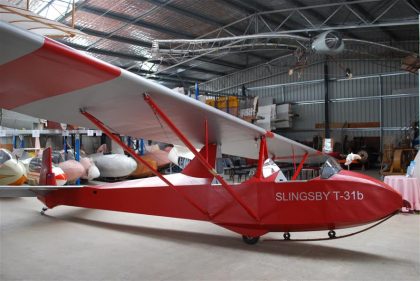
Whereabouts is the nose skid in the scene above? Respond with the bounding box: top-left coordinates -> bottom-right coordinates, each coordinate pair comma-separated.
403,199 -> 412,209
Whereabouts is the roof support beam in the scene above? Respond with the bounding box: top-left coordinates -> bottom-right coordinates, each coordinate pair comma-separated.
78,27 -> 242,71
61,42 -> 205,83
280,0 -> 364,39
80,5 -> 193,38
66,29 -> 228,76
231,0 -> 272,14
210,0 -> 418,38
77,26 -> 151,47
218,0 -> 308,64
283,0 -> 325,22
63,41 -> 148,60
405,0 -> 420,12
344,0 -> 399,40
59,1 -> 249,70
150,0 -> 418,77
75,6 -> 251,69
221,0 -> 301,32
195,57 -> 243,70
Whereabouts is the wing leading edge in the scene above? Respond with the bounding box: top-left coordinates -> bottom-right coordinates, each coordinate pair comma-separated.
0,21 -> 325,163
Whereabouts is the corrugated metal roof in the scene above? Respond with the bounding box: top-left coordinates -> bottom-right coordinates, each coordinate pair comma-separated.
11,0 -> 419,88
88,0 -> 156,17
70,10 -> 126,33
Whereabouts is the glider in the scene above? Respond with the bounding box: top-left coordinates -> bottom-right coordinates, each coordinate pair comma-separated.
0,148 -> 27,185
0,21 -> 404,244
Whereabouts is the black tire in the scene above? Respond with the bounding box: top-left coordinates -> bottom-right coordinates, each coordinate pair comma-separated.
283,232 -> 291,240
40,207 -> 48,215
242,235 -> 260,245
328,230 -> 336,238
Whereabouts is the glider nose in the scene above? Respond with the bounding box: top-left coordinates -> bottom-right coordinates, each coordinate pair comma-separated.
338,170 -> 403,213
379,178 -> 408,210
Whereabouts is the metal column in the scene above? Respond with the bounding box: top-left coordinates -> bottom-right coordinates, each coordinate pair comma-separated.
139,138 -> 145,156
379,76 -> 383,154
75,134 -> 80,185
324,61 -> 330,138
12,135 -> 17,149
195,82 -> 199,100
19,135 -> 24,148
63,136 -> 68,160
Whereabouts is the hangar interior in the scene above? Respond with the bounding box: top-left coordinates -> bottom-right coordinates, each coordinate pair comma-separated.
0,0 -> 419,280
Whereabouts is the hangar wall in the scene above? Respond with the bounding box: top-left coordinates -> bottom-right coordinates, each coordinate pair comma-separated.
199,41 -> 419,151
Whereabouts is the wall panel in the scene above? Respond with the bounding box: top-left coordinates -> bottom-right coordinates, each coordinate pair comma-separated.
199,50 -> 419,152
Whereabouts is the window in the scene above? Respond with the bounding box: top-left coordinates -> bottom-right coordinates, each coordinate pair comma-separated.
320,157 -> 342,179
0,149 -> 12,165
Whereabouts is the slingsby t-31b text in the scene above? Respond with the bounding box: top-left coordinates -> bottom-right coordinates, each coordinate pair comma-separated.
0,21 -> 406,244
275,190 -> 365,202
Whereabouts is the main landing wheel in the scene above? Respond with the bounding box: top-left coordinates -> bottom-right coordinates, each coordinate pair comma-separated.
40,207 -> 48,215
242,235 -> 260,245
283,232 -> 291,240
328,230 -> 336,239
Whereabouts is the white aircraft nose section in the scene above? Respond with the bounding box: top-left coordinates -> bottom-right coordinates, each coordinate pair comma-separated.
0,149 -> 27,185
91,153 -> 137,178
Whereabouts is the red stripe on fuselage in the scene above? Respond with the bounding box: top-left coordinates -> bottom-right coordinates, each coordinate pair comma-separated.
0,38 -> 121,109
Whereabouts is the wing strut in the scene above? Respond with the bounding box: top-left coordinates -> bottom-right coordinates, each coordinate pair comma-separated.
254,136 -> 268,179
291,152 -> 309,181
143,94 -> 259,222
80,110 -> 211,219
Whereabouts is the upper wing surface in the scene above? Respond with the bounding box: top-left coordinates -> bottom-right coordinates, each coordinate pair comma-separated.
0,22 -> 325,163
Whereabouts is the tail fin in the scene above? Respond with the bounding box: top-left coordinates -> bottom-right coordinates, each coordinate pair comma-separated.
39,147 -> 57,186
181,144 -> 217,178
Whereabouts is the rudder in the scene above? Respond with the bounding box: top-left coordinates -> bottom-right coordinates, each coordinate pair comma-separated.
39,147 -> 57,185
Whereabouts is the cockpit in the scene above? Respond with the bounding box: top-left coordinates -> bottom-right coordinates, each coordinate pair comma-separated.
224,154 -> 340,183
271,156 -> 342,182
262,158 -> 280,178
320,157 -> 342,179
0,149 -> 12,165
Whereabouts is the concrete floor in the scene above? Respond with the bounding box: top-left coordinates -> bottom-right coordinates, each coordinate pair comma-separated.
1,195 -> 419,281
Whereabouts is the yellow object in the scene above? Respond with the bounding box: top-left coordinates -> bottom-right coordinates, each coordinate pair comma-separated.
205,96 -> 238,108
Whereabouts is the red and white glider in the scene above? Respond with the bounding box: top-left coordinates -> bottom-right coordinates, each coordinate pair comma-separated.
0,22 -> 404,244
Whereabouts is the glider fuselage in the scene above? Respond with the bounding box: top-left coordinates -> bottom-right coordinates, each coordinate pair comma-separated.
38,170 -> 402,237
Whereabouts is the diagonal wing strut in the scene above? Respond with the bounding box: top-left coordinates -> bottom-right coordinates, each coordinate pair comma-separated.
80,110 -> 210,219
143,93 -> 260,222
